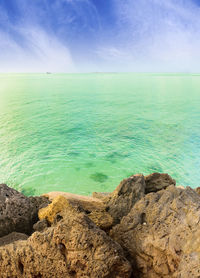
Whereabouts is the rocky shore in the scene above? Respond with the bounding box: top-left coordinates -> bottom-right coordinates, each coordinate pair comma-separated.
0,173 -> 200,277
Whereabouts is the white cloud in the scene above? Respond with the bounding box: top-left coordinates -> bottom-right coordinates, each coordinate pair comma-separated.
0,26 -> 75,72
101,0 -> 200,72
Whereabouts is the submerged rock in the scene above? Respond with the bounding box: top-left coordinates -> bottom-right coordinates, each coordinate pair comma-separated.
110,185 -> 200,278
0,204 -> 132,278
90,172 -> 109,183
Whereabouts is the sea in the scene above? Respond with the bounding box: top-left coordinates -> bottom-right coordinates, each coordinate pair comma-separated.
0,73 -> 200,196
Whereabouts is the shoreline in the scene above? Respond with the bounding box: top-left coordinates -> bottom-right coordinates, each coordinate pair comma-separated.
0,172 -> 200,277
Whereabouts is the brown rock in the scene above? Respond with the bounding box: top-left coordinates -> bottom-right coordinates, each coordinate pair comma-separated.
38,195 -> 71,223
110,185 -> 200,278
144,172 -> 176,193
0,204 -> 132,278
88,209 -> 113,231
33,219 -> 49,232
0,232 -> 28,247
103,174 -> 145,225
0,184 -> 49,237
92,192 -> 111,201
195,187 -> 200,195
43,191 -> 105,211
39,195 -> 114,231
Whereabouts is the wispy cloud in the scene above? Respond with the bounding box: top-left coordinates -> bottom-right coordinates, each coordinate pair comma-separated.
107,0 -> 200,72
0,0 -> 200,72
0,0 -> 100,73
0,26 -> 75,72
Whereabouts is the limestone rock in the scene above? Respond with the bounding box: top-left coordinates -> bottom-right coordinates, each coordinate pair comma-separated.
33,219 -> 49,232
39,195 -> 114,231
43,191 -> 105,211
0,184 -> 48,237
0,232 -> 28,247
0,204 -> 132,278
92,191 -> 111,201
38,195 -> 71,223
88,209 -> 113,231
110,185 -> 200,278
144,172 -> 176,193
104,174 -> 145,224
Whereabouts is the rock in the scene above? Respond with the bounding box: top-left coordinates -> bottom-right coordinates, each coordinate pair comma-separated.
38,195 -> 71,223
43,190 -> 106,212
103,174 -> 145,225
144,172 -> 176,193
110,185 -> 200,278
0,232 -> 28,247
195,187 -> 200,195
88,210 -> 113,231
92,192 -> 111,200
29,195 -> 50,210
177,185 -> 185,190
0,203 -> 132,278
0,184 -> 48,237
33,219 -> 49,232
39,195 -> 114,231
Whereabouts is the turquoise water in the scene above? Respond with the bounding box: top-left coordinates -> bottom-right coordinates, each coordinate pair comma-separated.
0,73 -> 200,196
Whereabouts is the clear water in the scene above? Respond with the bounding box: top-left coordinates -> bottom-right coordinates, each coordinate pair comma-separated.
0,73 -> 200,196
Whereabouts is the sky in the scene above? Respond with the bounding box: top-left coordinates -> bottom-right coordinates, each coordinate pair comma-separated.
0,0 -> 200,72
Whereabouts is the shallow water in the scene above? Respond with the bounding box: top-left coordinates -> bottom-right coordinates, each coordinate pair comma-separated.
0,73 -> 200,196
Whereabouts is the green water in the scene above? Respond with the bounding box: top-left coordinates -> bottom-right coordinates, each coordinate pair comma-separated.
0,73 -> 200,196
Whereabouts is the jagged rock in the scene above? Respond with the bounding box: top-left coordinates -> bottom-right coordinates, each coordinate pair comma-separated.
0,232 -> 28,247
102,174 -> 145,225
0,184 -> 49,237
110,185 -> 200,278
144,173 -> 176,193
39,195 -> 113,231
38,195 -> 71,223
88,209 -> 113,231
33,219 -> 49,232
0,204 -> 132,278
29,195 -> 50,210
43,191 -> 105,211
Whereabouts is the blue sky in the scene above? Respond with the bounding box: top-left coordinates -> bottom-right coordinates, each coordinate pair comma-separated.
0,0 -> 200,72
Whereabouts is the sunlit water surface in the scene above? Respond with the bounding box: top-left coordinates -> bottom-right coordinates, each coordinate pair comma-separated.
0,73 -> 200,196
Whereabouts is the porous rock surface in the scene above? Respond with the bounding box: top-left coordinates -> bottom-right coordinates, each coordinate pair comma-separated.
110,185 -> 200,278
144,173 -> 176,193
95,173 -> 175,225
40,194 -> 113,230
0,184 -> 49,237
102,174 -> 146,225
0,232 -> 28,247
1,172 -> 200,278
0,204 -> 132,278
